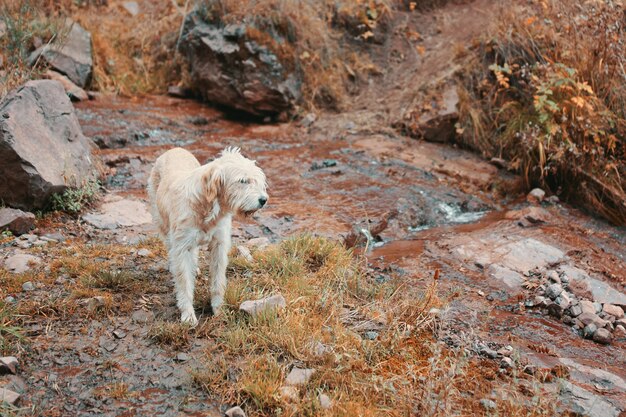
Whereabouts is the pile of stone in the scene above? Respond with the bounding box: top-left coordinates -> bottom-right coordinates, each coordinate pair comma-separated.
12,233 -> 63,249
526,270 -> 625,344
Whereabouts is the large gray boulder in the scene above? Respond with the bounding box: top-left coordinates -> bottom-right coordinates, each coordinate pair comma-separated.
0,80 -> 100,210
29,19 -> 93,88
178,11 -> 301,116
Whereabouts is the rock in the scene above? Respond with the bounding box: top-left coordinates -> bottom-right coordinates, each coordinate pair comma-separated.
614,325 -> 626,339
4,254 -> 41,274
568,304 -> 583,317
592,328 -> 612,344
585,278 -> 626,307
527,188 -> 545,204
225,406 -> 246,417
363,331 -> 379,340
175,352 -> 189,362
500,357 -> 514,369
545,283 -> 563,300
579,300 -> 596,316
616,318 -> 626,328
239,294 -> 286,317
344,210 -> 397,249
82,195 -> 151,229
0,357 -> 18,375
112,330 -> 126,339
311,341 -> 332,357
479,346 -> 498,359
546,195 -> 560,204
547,270 -> 560,283
4,296 -> 15,303
244,237 -> 270,250
508,206 -> 551,226
602,304 -> 624,319
534,296 -> 548,308
42,70 -> 89,101
0,80 -> 100,209
131,309 -> 154,324
122,1 -> 139,16
285,368 -> 315,386
310,159 -> 338,171
137,248 -> 152,257
21,281 -> 35,292
0,387 -> 20,405
83,296 -> 106,312
578,313 -> 606,328
178,10 -> 301,116
279,386 -> 299,402
497,346 -> 513,357
560,381 -> 620,417
318,393 -> 332,409
487,264 -> 524,292
236,245 -> 254,263
480,399 -> 496,410
593,302 -> 602,313
301,113 -> 317,127
583,323 -> 597,339
415,86 -> 459,143
0,208 -> 36,235
557,292 -> 571,310
489,157 -> 507,169
28,19 -> 92,87
548,303 -> 564,318
167,86 -> 194,98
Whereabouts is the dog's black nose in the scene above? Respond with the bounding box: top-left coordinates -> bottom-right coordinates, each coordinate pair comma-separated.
258,197 -> 267,207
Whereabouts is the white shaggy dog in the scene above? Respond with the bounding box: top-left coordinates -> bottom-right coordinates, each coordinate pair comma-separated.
147,147 -> 268,325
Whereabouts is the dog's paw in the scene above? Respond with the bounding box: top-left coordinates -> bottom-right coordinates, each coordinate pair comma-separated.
181,310 -> 199,327
211,296 -> 223,316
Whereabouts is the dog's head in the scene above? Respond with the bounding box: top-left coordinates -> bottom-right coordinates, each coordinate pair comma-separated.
204,147 -> 268,216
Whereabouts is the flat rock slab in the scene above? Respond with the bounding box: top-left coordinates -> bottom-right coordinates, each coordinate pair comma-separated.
4,253 -> 41,274
83,195 -> 151,229
560,382 -> 621,417
239,294 -> 286,317
0,387 -> 20,405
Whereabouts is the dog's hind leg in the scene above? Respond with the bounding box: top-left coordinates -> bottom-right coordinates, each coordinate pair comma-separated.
208,218 -> 232,315
169,231 -> 199,326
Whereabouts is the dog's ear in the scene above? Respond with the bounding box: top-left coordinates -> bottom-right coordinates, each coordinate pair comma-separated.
201,165 -> 223,203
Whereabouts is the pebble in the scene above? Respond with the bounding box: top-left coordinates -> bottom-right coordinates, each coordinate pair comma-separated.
428,308 -> 441,318
225,406 -> 246,417
0,387 -> 20,405
592,328 -> 612,344
548,303 -> 564,318
578,312 -> 606,328
583,323 -> 597,339
480,399 -> 497,410
239,294 -> 286,317
547,270 -> 560,283
568,304 -> 583,318
137,248 -> 152,257
602,304 -> 624,319
579,300 -> 596,316
527,188 -> 545,204
614,325 -> 626,339
236,245 -> 254,263
545,283 -> 563,299
21,281 -> 35,291
534,295 -> 548,307
500,357 -> 514,369
0,357 -> 18,375
616,318 -> 626,328
481,347 -> 498,359
4,296 -> 16,303
318,393 -> 332,409
285,368 -> 315,386
593,302 -> 602,313
131,309 -> 154,324
364,331 -> 379,340
112,330 -> 126,339
497,346 -> 513,357
175,352 -> 189,362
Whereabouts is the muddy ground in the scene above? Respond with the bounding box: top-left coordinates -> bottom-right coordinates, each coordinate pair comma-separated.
1,0 -> 625,416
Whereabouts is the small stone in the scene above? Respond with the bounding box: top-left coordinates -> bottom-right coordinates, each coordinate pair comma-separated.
527,188 -> 545,204
279,386 -> 299,402
548,303 -> 564,318
477,290 -> 485,296
500,357 -> 514,369
557,292 -> 571,310
175,352 -> 189,362
137,248 -> 152,257
122,1 -> 139,16
602,304 -> 624,319
112,330 -> 126,339
480,347 -> 498,359
546,195 -> 560,204
583,323 -> 597,339
0,387 -> 20,405
593,302 -> 603,313
236,246 -> 254,263
0,357 -> 18,375
84,296 -> 106,312
244,237 -> 270,250
21,281 -> 35,292
562,315 -> 573,325
225,406 -> 246,417
285,368 -> 315,386
578,312 -> 606,328
428,308 -> 441,318
364,331 -> 379,340
239,294 -> 286,317
523,365 -> 537,375
614,325 -> 626,339
616,318 -> 626,328
0,208 -> 36,235
301,113 -> 317,127
592,328 -> 612,344
534,296 -> 548,307
4,296 -> 15,303
497,346 -> 513,357
480,399 -> 496,410
561,275 -> 569,284
5,254 -> 41,274
547,270 -> 560,283
579,300 -> 596,316
545,283 -> 563,299
318,393 -> 332,409
131,309 -> 154,324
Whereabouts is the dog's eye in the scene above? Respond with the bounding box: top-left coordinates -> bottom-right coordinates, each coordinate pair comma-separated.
239,178 -> 249,184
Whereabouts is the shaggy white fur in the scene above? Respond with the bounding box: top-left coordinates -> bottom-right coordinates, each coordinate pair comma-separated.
147,147 -> 268,325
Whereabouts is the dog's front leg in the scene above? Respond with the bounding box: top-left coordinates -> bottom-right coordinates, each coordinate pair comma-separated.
208,220 -> 231,315
169,231 -> 199,326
